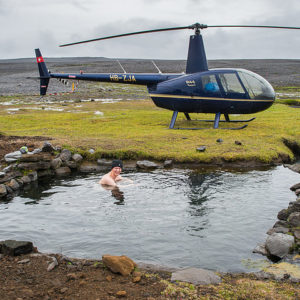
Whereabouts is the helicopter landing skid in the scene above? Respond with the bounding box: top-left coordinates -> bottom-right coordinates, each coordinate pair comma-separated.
192,117 -> 256,123
169,111 -> 253,130
172,124 -> 248,130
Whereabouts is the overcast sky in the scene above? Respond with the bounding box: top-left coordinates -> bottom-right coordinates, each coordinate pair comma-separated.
1,0 -> 300,60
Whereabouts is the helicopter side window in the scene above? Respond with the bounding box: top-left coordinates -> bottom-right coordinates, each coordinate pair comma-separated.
218,73 -> 246,98
238,70 -> 275,100
201,75 -> 221,96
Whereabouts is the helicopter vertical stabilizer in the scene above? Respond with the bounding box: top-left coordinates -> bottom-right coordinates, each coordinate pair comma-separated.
186,34 -> 208,73
35,48 -> 50,95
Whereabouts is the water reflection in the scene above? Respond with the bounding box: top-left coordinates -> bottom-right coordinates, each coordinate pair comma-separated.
110,187 -> 125,204
0,166 -> 298,272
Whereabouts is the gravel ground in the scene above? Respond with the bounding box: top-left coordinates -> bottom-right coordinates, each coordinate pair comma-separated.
0,57 -> 299,96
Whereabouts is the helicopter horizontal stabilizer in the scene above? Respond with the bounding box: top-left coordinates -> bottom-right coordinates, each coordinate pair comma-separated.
35,49 -> 50,95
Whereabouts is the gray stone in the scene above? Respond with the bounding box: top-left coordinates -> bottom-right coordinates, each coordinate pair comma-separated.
295,189 -> 300,196
88,149 -> 95,154
1,240 -> 33,256
97,159 -> 112,166
196,146 -> 206,152
60,149 -> 72,162
0,184 -> 7,198
277,208 -> 290,221
253,243 -> 268,256
286,163 -> 300,173
291,182 -> 300,191
267,227 -> 290,235
6,179 -> 20,191
47,257 -> 58,272
265,233 -> 294,258
171,267 -> 221,285
72,153 -> 83,163
288,199 -> 300,214
28,171 -> 38,182
163,160 -> 173,168
216,138 -> 223,143
42,141 -> 55,152
0,172 -> 5,178
2,165 -> 14,173
65,161 -> 78,169
55,167 -> 71,176
18,258 -> 30,264
273,220 -> 289,228
20,175 -> 31,184
51,158 -> 62,169
136,160 -> 159,170
288,212 -> 300,227
292,229 -> 300,239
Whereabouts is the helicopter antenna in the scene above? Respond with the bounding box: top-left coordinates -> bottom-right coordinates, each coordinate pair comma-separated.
116,60 -> 126,73
152,60 -> 162,74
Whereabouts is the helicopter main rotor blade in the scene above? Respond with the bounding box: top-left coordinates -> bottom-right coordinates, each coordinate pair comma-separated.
59,23 -> 300,47
59,25 -> 196,47
207,25 -> 300,30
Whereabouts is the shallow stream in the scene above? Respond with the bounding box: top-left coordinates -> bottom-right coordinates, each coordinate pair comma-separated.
0,165 -> 299,272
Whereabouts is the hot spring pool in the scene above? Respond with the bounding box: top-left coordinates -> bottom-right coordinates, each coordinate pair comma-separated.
0,165 -> 299,272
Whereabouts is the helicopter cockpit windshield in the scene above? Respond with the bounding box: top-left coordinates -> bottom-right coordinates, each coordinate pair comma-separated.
237,69 -> 275,100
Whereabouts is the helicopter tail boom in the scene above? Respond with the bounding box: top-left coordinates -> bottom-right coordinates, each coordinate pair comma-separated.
35,48 -> 50,95
48,72 -> 181,86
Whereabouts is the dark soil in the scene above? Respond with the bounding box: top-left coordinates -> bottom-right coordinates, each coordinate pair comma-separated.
0,253 -> 169,300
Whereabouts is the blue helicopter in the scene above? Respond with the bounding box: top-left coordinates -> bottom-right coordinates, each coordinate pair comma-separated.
35,23 -> 300,129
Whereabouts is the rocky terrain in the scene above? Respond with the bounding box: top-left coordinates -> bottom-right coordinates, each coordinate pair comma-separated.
0,57 -> 299,96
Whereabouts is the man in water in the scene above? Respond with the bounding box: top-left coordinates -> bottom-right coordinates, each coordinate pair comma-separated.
99,160 -> 123,187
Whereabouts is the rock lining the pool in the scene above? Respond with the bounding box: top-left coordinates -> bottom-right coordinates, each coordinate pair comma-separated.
0,141 -> 170,201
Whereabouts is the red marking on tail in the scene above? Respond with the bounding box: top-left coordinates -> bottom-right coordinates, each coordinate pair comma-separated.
36,56 -> 44,63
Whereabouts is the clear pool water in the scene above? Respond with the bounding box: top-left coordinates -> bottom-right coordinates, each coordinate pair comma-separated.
0,165 -> 299,272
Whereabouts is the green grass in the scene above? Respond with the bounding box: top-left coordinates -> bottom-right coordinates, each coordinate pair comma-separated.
0,88 -> 299,163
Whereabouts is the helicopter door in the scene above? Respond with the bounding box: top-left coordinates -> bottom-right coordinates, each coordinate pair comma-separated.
218,72 -> 248,99
201,75 -> 222,96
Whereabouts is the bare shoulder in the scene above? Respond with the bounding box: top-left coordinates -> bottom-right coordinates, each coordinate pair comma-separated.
99,174 -> 116,186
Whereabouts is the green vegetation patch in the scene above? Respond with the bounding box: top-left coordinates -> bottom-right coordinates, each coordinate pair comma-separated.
0,90 -> 299,163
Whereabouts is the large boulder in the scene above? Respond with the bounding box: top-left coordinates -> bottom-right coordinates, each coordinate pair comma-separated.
102,255 -> 136,276
265,233 -> 294,258
171,267 -> 221,285
1,240 -> 33,256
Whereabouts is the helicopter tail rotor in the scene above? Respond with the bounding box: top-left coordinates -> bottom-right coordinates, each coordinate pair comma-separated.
35,48 -> 50,96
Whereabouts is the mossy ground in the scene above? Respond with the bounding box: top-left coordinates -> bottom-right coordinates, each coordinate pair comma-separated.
0,82 -> 299,164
